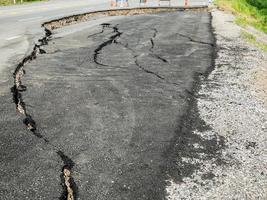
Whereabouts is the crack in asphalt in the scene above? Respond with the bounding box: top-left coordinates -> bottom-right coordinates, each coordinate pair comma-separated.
118,40 -> 199,103
116,38 -> 166,80
10,86 -> 47,140
116,41 -> 165,79
149,28 -> 157,51
91,25 -> 169,83
115,31 -> 214,109
176,32 -> 214,47
150,38 -> 155,50
88,23 -> 111,38
134,57 -> 165,80
152,27 -> 158,38
117,41 -> 181,87
57,151 -> 77,200
43,7 -> 208,30
150,53 -> 168,63
11,28 -> 77,200
149,28 -> 169,63
93,24 -> 122,66
117,32 -> 180,87
11,29 -> 52,140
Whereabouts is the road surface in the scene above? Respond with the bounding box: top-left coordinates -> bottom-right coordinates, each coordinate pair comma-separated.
0,9 -> 214,199
0,0 -> 209,74
0,0 -> 108,77
0,0 -> 213,199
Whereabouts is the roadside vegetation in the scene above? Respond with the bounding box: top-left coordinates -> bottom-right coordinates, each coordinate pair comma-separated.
0,0 -> 43,6
241,31 -> 267,52
214,0 -> 267,34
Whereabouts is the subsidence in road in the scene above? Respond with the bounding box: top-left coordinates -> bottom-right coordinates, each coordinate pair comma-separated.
0,8 -> 216,199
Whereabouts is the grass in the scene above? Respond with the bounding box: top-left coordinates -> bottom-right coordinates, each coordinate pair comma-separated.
0,0 -> 43,6
241,31 -> 267,52
0,0 -> 13,6
214,0 -> 267,34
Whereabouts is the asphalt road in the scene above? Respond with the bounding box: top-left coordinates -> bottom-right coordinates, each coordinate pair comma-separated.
0,0 -> 209,74
0,0 -> 108,78
0,10 -> 214,199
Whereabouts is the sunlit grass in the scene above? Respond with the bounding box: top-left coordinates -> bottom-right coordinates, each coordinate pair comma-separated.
214,0 -> 267,34
0,0 -> 44,6
241,31 -> 267,52
0,0 -> 13,6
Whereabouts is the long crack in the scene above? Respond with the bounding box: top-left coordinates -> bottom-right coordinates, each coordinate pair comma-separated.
11,28 -> 52,140
117,28 -> 167,81
134,57 -> 165,80
88,23 -> 110,38
149,28 -> 169,63
176,32 -> 214,46
118,38 -> 185,89
57,151 -> 77,200
11,28 -> 77,200
150,53 -> 168,63
149,28 -> 157,51
116,41 -> 165,79
93,24 -> 122,66
43,7 -> 208,30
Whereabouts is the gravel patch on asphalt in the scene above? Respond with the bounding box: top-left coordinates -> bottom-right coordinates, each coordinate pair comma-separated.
166,9 -> 267,200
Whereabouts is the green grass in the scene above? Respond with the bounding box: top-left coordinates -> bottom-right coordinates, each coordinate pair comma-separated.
241,31 -> 267,52
214,0 -> 267,34
0,0 -> 13,6
0,0 -> 43,6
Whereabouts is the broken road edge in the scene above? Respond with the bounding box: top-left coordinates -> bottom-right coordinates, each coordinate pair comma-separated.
11,5 -> 214,200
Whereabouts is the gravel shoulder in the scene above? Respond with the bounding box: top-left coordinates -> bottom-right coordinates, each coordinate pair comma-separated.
166,8 -> 267,200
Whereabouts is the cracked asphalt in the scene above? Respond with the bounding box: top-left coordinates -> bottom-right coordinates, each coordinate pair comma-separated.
0,11 -> 214,199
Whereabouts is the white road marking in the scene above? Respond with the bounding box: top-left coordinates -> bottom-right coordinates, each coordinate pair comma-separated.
18,16 -> 43,22
6,35 -> 22,41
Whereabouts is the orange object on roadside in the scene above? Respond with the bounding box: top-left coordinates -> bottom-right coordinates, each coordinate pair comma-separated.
185,0 -> 189,6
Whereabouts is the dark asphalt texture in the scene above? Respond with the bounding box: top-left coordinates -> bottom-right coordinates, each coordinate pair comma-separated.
0,11 -> 214,199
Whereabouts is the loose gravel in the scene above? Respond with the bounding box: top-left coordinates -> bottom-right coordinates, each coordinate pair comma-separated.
166,9 -> 267,200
